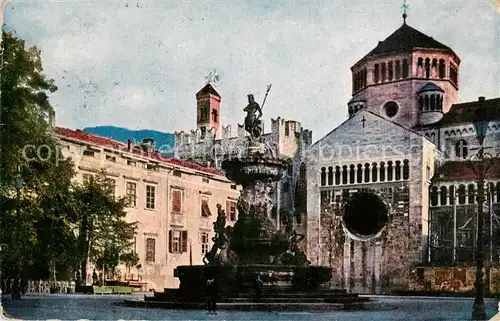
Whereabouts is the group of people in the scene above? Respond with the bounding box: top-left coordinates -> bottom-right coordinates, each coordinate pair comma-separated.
204,274 -> 264,313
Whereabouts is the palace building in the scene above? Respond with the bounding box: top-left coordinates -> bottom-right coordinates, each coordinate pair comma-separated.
54,127 -> 240,290
306,16 -> 500,294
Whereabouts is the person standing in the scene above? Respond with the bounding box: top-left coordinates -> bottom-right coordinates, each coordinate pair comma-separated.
205,277 -> 218,314
254,275 -> 263,302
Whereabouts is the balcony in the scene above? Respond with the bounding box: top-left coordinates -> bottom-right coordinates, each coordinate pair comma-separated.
170,213 -> 185,226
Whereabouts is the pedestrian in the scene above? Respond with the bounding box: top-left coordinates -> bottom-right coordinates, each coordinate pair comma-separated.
254,275 -> 263,302
205,277 -> 218,314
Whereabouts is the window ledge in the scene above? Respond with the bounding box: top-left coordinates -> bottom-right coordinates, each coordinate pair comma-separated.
144,208 -> 156,211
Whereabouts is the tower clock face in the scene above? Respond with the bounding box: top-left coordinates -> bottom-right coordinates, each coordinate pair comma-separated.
383,101 -> 399,118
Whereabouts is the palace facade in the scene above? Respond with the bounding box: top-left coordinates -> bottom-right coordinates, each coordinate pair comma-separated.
54,127 -> 240,290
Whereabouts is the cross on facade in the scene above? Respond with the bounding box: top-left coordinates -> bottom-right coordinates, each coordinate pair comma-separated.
361,116 -> 367,128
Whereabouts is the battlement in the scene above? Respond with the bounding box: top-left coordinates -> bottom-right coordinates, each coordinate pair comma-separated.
174,127 -> 217,146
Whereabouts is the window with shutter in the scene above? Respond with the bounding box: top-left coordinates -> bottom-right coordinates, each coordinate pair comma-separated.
172,189 -> 182,213
181,230 -> 188,253
170,230 -> 181,253
201,196 -> 211,217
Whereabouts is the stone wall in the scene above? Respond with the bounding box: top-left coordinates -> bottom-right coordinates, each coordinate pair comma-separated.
408,266 -> 500,294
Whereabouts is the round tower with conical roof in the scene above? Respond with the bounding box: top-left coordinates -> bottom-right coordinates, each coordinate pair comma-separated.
347,16 -> 460,127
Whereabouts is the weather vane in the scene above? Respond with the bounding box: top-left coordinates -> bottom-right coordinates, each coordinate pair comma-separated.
402,0 -> 409,23
205,69 -> 221,86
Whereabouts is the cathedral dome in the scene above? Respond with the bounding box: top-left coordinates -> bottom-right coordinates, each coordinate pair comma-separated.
362,23 -> 453,60
417,82 -> 444,126
347,93 -> 366,118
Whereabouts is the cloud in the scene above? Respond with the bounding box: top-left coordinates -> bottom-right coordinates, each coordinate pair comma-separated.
4,0 -> 500,140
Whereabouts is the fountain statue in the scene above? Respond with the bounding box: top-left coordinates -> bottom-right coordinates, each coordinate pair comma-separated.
173,90 -> 331,303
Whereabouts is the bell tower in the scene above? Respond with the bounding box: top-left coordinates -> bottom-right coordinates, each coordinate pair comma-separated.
196,84 -> 221,139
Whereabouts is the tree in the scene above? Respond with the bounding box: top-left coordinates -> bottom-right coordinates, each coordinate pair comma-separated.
0,31 -> 76,297
72,170 -> 137,284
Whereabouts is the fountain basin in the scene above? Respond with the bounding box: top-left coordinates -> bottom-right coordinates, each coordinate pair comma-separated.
175,264 -> 332,302
222,157 -> 289,185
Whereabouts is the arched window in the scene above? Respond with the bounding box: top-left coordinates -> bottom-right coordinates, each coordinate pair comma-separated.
450,64 -> 458,85
349,165 -> 355,184
430,186 -> 438,206
425,58 -> 430,78
418,96 -> 424,111
299,163 -> 306,181
379,162 -> 386,182
364,163 -> 370,183
430,94 -> 436,111
458,184 -> 466,204
363,67 -> 367,87
403,159 -> 410,180
440,186 -> 448,205
402,59 -> 409,78
320,167 -> 326,186
439,59 -> 446,79
395,60 -> 401,79
417,57 -> 423,67
424,95 -> 430,111
455,140 -> 468,159
357,164 -> 363,183
374,64 -> 380,83
335,166 -> 341,185
388,61 -> 393,81
381,63 -> 386,82
348,105 -> 353,116
449,185 -> 455,205
468,184 -> 475,204
327,166 -> 333,185
342,165 -> 348,184
372,163 -> 378,182
395,160 -> 402,180
394,161 -> 401,181
387,161 -> 393,181
432,58 -> 438,69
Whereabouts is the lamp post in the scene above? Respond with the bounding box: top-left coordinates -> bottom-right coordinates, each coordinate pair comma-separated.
470,96 -> 490,321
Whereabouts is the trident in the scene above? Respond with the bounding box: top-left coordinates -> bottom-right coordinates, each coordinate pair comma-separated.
260,84 -> 272,112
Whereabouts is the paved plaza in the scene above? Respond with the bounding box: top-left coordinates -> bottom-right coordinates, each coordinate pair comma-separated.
2,294 -> 500,320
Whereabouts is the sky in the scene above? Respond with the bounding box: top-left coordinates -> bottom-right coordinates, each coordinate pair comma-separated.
4,0 -> 500,141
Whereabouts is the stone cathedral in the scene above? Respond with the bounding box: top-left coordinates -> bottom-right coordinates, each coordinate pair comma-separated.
306,17 -> 500,294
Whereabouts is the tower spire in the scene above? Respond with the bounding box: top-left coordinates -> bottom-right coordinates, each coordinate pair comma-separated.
402,0 -> 409,24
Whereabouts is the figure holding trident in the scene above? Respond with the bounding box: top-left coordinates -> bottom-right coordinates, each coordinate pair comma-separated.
244,84 -> 272,140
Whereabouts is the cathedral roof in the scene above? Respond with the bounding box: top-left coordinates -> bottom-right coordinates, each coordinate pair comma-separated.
361,23 -> 453,61
417,82 -> 444,94
419,97 -> 500,128
434,159 -> 500,182
196,83 -> 221,98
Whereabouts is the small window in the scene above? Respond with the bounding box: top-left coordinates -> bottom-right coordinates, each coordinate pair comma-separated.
83,150 -> 95,157
430,187 -> 438,206
126,182 -> 137,207
383,101 -> 399,118
230,184 -> 237,190
127,160 -> 136,167
146,164 -> 158,171
200,232 -> 209,254
202,177 -> 209,183
458,185 -> 466,204
106,155 -> 116,162
146,185 -> 156,209
145,238 -> 155,263
173,170 -> 182,177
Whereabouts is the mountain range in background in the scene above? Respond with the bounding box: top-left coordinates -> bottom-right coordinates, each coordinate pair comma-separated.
83,126 -> 175,156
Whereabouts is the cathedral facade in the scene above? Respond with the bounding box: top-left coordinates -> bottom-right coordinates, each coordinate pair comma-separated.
306,18 -> 500,294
